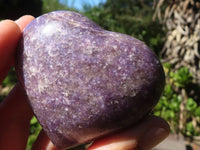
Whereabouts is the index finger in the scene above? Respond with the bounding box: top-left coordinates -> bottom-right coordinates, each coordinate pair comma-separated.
15,15 -> 35,32
0,20 -> 21,82
0,15 -> 34,83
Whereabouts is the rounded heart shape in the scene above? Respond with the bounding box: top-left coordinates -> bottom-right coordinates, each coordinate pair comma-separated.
15,11 -> 165,149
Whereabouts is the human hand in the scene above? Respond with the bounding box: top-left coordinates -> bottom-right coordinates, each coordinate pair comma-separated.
0,15 -> 53,150
0,16 -> 170,150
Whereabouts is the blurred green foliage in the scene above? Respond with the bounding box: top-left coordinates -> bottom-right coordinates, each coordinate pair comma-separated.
26,117 -> 42,150
170,67 -> 193,88
42,0 -> 76,13
154,65 -> 200,137
84,0 -> 165,55
2,68 -> 17,87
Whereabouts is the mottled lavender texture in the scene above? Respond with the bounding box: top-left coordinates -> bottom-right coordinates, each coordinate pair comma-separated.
15,11 -> 165,149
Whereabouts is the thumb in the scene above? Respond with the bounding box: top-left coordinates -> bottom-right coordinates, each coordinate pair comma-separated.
88,115 -> 170,150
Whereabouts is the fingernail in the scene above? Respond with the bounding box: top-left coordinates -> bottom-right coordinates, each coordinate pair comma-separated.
15,17 -> 22,24
139,127 -> 169,150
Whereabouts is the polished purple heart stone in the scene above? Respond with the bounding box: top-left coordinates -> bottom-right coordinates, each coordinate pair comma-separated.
15,11 -> 165,149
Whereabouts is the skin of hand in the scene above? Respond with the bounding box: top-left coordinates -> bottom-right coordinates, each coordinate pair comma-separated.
0,16 -> 170,150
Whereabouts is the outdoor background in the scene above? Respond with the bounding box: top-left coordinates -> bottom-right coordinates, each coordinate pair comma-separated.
0,0 -> 200,150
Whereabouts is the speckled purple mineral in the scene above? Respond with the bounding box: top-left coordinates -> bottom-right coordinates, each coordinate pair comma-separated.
15,11 -> 165,149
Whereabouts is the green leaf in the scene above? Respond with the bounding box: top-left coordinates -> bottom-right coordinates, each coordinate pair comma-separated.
186,98 -> 197,111
170,67 -> 193,87
163,85 -> 173,98
162,110 -> 175,120
186,121 -> 194,136
154,101 -> 163,110
154,111 -> 161,116
2,67 -> 17,87
163,62 -> 171,69
30,116 -> 38,125
169,101 -> 179,112
195,107 -> 200,117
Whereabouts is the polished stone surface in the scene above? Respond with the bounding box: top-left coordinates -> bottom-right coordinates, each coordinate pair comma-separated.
15,11 -> 165,149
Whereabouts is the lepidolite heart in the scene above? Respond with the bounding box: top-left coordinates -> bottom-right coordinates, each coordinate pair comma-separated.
15,11 -> 165,149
